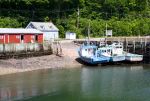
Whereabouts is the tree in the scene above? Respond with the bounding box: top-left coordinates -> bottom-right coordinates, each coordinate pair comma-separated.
0,17 -> 21,28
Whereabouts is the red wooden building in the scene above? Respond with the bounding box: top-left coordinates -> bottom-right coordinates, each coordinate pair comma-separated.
0,28 -> 43,44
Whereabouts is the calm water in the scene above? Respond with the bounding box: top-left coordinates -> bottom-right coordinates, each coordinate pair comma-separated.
0,64 -> 150,101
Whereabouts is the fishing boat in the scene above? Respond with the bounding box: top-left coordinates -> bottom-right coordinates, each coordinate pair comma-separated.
98,42 -> 125,62
78,44 -> 110,64
78,22 -> 110,64
125,52 -> 143,62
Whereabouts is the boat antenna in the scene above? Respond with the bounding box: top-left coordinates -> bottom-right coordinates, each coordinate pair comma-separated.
105,22 -> 107,43
87,22 -> 90,44
105,23 -> 107,37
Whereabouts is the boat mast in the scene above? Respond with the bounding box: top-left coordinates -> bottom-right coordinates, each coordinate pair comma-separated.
77,7 -> 80,28
105,23 -> 108,38
105,23 -> 107,43
87,22 -> 90,44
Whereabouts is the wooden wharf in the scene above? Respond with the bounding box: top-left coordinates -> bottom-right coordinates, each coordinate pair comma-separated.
74,37 -> 150,63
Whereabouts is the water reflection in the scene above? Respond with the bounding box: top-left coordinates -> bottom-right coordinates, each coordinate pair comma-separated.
0,65 -> 150,101
0,69 -> 81,101
130,65 -> 143,70
81,65 -> 149,100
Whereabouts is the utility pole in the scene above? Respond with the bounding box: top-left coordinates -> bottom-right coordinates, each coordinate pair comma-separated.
77,7 -> 80,28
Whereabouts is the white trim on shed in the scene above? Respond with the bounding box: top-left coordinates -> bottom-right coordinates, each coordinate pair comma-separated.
0,28 -> 42,34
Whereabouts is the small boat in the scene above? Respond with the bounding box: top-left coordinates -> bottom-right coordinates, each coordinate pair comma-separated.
98,42 -> 125,62
109,42 -> 126,62
125,53 -> 143,62
77,22 -> 110,65
78,44 -> 110,65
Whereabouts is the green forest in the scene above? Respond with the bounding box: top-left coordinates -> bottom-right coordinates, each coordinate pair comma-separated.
0,0 -> 150,38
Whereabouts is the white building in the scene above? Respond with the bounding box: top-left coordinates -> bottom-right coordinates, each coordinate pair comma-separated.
26,22 -> 59,41
65,32 -> 76,40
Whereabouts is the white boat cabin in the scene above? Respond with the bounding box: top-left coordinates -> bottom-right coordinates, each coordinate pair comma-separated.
111,42 -> 124,55
79,45 -> 96,57
98,42 -> 124,57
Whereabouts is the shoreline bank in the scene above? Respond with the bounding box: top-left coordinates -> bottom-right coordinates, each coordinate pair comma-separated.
0,42 -> 82,76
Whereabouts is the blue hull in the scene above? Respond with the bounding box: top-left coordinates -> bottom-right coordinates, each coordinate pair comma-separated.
79,51 -> 110,64
109,55 -> 125,62
80,56 -> 110,65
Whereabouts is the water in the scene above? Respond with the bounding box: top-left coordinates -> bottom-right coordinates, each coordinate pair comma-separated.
0,64 -> 150,101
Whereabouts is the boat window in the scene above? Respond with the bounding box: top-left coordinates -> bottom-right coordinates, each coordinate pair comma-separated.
102,50 -> 106,53
97,53 -> 100,57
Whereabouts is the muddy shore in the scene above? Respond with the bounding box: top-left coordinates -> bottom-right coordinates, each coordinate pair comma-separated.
0,41 -> 82,76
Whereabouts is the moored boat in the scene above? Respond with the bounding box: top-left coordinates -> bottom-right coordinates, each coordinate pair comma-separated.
125,53 -> 143,62
98,42 -> 125,62
78,44 -> 110,65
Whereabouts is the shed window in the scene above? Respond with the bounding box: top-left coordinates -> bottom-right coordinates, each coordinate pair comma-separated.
21,35 -> 24,40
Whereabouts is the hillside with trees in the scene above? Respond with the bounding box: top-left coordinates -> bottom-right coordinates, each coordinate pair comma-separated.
0,0 -> 150,38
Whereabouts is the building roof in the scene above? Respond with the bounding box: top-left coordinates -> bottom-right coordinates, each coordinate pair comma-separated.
0,28 -> 42,34
26,22 -> 59,31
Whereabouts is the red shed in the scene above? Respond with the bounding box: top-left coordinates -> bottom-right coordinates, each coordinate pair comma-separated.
0,28 -> 43,44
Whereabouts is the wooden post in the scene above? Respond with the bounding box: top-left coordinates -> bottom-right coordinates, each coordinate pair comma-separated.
33,43 -> 35,57
140,38 -> 142,45
133,40 -> 135,53
56,41 -> 58,55
126,38 -> 128,52
140,38 -> 143,54
145,38 -> 147,54
3,44 -> 5,54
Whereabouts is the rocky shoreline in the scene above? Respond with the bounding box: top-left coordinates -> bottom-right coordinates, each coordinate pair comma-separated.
0,41 -> 82,76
